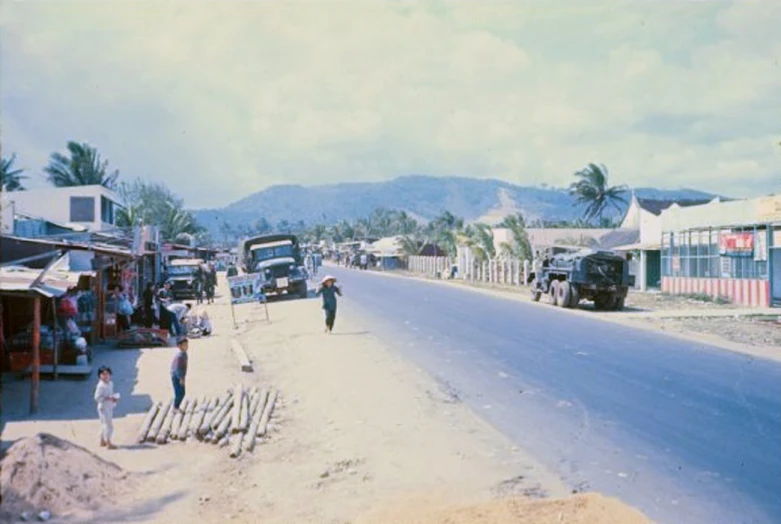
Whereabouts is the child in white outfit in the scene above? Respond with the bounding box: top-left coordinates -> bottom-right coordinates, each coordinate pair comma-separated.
94,366 -> 119,449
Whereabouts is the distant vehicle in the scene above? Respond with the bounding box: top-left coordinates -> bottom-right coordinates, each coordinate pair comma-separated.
529,248 -> 635,310
164,258 -> 203,300
239,234 -> 308,298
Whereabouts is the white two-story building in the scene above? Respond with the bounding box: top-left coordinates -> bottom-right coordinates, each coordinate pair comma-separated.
4,185 -> 124,233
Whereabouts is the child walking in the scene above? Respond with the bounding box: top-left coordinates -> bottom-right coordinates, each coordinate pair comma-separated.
94,366 -> 119,449
315,275 -> 342,334
171,337 -> 188,411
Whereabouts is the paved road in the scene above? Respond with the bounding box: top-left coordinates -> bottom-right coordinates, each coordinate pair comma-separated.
326,268 -> 781,524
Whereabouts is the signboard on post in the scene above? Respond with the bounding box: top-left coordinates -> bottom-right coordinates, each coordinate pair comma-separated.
719,232 -> 754,257
227,275 -> 269,327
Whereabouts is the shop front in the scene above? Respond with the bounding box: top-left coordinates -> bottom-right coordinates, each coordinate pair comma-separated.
660,196 -> 780,307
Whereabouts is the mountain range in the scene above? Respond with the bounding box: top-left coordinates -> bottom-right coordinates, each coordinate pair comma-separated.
193,175 -> 719,235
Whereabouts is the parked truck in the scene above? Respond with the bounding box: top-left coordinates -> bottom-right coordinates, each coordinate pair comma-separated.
239,234 -> 309,298
529,248 -> 634,311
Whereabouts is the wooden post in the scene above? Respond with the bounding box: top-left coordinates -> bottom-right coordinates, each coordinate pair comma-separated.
51,298 -> 58,381
231,384 -> 243,433
258,390 -> 278,437
137,402 -> 161,443
30,295 -> 41,414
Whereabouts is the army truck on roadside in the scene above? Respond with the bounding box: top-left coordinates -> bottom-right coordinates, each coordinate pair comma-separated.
239,234 -> 309,298
529,248 -> 634,311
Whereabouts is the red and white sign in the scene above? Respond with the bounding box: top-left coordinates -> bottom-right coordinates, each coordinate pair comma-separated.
719,232 -> 754,257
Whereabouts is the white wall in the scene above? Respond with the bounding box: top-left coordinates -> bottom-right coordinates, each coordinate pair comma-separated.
7,185 -> 123,232
660,195 -> 781,231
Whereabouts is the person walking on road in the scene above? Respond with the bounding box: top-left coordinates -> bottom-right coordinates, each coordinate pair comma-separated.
205,263 -> 217,304
315,275 -> 342,334
171,337 -> 188,412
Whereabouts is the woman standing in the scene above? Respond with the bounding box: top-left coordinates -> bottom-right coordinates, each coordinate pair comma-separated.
315,275 -> 342,334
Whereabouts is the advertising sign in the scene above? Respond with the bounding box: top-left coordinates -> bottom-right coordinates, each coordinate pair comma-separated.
719,232 -> 754,257
228,275 -> 265,304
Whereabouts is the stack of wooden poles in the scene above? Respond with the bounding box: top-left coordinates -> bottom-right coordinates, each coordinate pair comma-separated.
136,384 -> 279,458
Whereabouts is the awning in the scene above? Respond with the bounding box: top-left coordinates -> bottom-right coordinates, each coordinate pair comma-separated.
0,266 -> 74,298
611,242 -> 662,251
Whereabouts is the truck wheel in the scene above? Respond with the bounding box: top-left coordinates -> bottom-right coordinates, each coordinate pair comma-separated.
549,280 -> 560,305
298,282 -> 309,299
530,287 -> 542,302
614,297 -> 625,311
595,293 -> 617,311
556,281 -> 572,308
569,285 -> 580,308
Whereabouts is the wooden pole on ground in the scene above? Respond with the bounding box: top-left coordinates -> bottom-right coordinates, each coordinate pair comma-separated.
30,295 -> 41,414
189,395 -> 209,436
179,398 -> 198,439
231,384 -> 243,433
148,400 -> 172,442
215,406 -> 234,442
230,430 -> 244,458
171,398 -> 190,440
51,298 -> 58,381
257,390 -> 277,437
244,391 -> 267,452
202,393 -> 228,435
157,400 -> 177,444
238,390 -> 249,433
211,395 -> 234,432
197,396 -> 220,437
137,402 -> 160,443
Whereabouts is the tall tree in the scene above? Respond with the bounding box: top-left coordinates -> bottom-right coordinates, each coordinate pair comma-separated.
464,223 -> 495,261
497,213 -> 533,260
45,141 -> 119,189
568,163 -> 627,223
1,154 -> 27,191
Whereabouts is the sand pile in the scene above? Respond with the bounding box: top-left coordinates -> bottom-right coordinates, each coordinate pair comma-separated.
358,493 -> 652,524
0,433 -> 132,520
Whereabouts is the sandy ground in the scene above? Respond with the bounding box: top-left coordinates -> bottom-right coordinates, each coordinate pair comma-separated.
0,276 -> 652,523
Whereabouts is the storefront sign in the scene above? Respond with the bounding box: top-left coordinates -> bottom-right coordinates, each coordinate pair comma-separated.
719,232 -> 754,257
228,275 -> 265,305
754,231 -> 767,262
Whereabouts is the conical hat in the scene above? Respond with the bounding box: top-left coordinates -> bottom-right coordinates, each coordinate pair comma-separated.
320,275 -> 337,284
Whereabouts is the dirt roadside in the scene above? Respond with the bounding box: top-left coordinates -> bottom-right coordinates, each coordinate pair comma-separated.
369,268 -> 780,363
1,277 -> 651,523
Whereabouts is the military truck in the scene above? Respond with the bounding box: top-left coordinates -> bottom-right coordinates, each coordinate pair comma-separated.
164,258 -> 203,300
529,248 -> 634,310
239,234 -> 308,298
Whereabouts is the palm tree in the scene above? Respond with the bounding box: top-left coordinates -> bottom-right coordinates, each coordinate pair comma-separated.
399,235 -> 422,257
44,141 -> 119,189
394,211 -> 419,236
497,213 -> 533,260
1,154 -> 27,191
116,204 -> 142,228
160,204 -> 198,241
568,163 -> 627,223
464,223 -> 495,261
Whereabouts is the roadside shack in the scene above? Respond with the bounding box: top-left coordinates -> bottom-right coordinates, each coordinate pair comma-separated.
0,257 -> 93,414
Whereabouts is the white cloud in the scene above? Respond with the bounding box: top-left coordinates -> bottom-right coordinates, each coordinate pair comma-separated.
1,0 -> 779,208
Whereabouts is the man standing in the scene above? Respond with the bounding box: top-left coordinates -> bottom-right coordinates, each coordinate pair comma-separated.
170,337 -> 188,411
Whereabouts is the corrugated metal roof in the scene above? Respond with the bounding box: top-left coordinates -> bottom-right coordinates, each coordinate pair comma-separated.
0,266 -> 75,297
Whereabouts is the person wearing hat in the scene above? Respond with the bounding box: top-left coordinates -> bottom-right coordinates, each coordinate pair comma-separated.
315,275 -> 342,334
170,337 -> 189,411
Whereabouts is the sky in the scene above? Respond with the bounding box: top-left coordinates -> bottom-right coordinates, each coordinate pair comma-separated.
1,0 -> 780,208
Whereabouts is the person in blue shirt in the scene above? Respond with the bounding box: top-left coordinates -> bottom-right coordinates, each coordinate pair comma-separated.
315,275 -> 342,334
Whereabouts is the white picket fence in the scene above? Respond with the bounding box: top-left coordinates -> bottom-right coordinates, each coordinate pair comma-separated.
406,255 -> 531,286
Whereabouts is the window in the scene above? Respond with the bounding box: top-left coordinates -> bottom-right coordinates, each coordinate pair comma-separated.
70,197 -> 95,222
101,196 -> 115,224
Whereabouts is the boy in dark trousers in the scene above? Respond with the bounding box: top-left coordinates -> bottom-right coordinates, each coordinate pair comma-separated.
171,337 -> 188,411
315,275 -> 342,334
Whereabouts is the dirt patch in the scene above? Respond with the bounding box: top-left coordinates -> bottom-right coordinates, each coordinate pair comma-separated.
643,315 -> 781,348
357,492 -> 651,524
0,433 -> 132,521
625,291 -> 738,312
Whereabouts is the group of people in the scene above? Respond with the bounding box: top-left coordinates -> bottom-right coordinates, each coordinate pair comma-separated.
96,266 -> 345,450
193,263 -> 218,305
304,252 -> 323,278
95,334 -> 191,450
